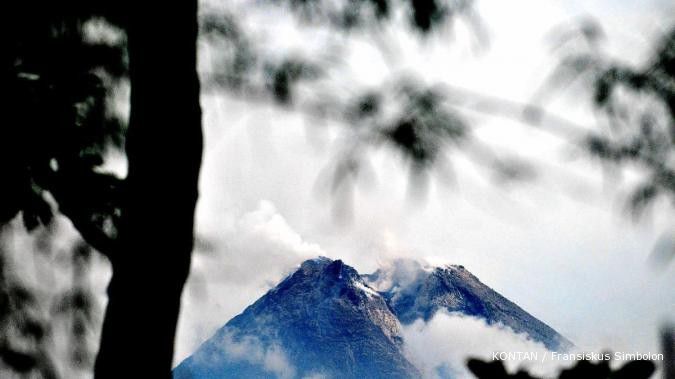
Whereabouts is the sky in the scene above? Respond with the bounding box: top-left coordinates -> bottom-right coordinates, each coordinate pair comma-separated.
173,0 -> 675,374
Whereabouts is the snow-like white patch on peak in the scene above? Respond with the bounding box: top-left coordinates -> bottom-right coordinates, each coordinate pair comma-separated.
353,280 -> 381,299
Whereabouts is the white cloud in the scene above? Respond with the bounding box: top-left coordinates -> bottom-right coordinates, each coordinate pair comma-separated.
401,312 -> 571,379
192,328 -> 296,379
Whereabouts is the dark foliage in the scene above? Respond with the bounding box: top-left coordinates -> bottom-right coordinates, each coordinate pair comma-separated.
546,23 -> 675,216
0,3 -> 127,256
383,84 -> 467,164
1,2 -> 203,379
467,356 -> 656,379
0,223 -> 99,378
276,0 -> 462,31
0,4 -> 123,375
199,0 -> 543,203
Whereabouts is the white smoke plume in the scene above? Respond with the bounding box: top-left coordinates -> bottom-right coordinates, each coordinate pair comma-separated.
176,200 -> 326,364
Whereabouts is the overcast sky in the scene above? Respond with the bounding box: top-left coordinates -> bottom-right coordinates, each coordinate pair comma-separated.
174,0 -> 675,370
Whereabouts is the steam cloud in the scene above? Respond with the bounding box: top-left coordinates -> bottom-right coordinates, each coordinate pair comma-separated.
176,200 -> 326,363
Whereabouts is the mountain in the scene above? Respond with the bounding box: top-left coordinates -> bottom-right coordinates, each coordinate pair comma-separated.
363,259 -> 572,351
173,257 -> 420,379
174,257 -> 571,379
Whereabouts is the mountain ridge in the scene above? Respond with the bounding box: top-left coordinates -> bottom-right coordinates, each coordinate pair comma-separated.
364,259 -> 572,351
173,257 -> 571,379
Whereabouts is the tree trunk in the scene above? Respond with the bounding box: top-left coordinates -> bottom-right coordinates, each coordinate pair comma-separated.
94,2 -> 202,378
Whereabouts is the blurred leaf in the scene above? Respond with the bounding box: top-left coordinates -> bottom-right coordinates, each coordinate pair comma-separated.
350,92 -> 381,121
266,58 -> 320,104
628,183 -> 658,217
382,86 -> 466,166
410,0 -> 444,32
0,348 -> 37,373
466,358 -> 510,378
467,355 -> 657,379
594,69 -> 615,106
611,359 -> 655,379
492,157 -> 537,183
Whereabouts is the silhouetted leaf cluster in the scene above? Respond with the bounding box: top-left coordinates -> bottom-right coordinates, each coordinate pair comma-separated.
275,0 -> 470,32
548,22 -> 675,216
200,12 -> 257,91
0,4 -> 127,255
467,357 -> 656,379
0,224 -> 100,377
380,83 -> 467,166
199,1 -> 539,204
200,0 -> 484,103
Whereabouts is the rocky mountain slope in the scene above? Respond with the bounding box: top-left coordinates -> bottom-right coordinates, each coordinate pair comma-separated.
174,257 -> 571,378
364,259 -> 572,351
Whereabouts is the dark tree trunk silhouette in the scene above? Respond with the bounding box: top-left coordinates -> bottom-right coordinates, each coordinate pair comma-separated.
94,2 -> 202,378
